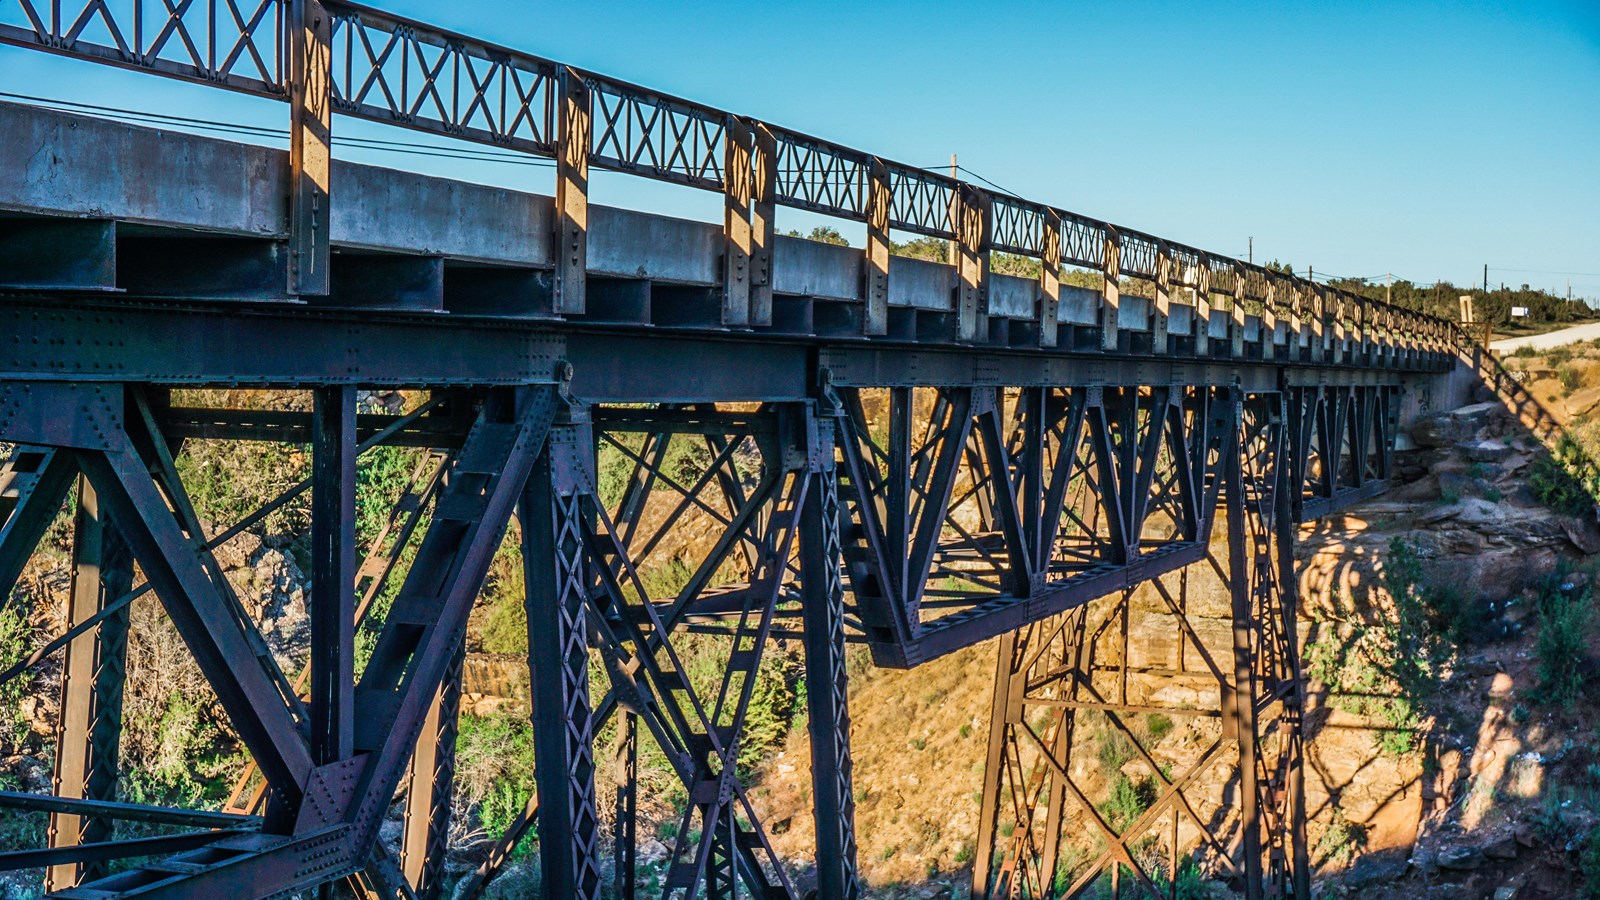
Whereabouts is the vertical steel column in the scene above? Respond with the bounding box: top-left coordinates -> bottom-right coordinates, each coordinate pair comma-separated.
1231,264 -> 1248,359
1153,240 -> 1173,353
401,643 -> 465,898
1194,255 -> 1213,357
885,387 -> 913,608
971,629 -> 1020,899
750,125 -> 777,327
287,0 -> 331,296
1225,394 -> 1265,900
310,385 -> 355,765
1275,410 -> 1312,900
522,414 -> 603,900
1288,281 -> 1305,363
1262,277 -> 1279,362
1101,227 -> 1122,351
1332,292 -> 1348,363
723,118 -> 756,328
1039,212 -> 1062,348
554,67 -> 592,315
864,159 -> 892,337
799,425 -> 860,899
1309,286 -> 1326,364
955,184 -> 992,343
46,477 -> 132,891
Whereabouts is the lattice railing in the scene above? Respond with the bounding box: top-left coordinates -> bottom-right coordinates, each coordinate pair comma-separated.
327,5 -> 556,151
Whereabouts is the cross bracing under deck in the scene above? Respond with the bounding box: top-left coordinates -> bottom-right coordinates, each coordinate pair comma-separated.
0,2 -> 1470,898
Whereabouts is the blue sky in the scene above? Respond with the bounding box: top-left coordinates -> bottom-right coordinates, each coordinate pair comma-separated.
2,0 -> 1597,298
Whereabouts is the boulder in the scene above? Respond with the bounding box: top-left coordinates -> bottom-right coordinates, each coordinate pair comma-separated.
1436,844 -> 1480,871
1565,384 -> 1600,418
1412,416 -> 1468,448
1457,439 -> 1513,463
1412,402 -> 1505,447
1344,850 -> 1410,887
1483,835 -> 1519,860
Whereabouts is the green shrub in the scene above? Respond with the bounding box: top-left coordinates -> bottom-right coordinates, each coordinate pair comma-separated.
1512,345 -> 1538,359
639,557 -> 694,602
1302,538 -> 1476,758
176,438 -> 311,535
480,551 -> 528,655
1535,576 -> 1592,708
1584,823 -> 1600,898
1531,454 -> 1593,516
1560,365 -> 1583,394
0,769 -> 46,858
737,651 -> 798,773
456,712 -> 536,852
1099,773 -> 1156,833
0,603 -> 32,752
1097,723 -> 1136,771
1548,347 -> 1575,367
1145,714 -> 1174,742
355,445 -> 425,548
1315,812 -> 1369,867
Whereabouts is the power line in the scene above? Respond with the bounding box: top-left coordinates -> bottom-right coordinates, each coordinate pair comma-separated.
1489,266 -> 1600,278
0,91 -> 557,168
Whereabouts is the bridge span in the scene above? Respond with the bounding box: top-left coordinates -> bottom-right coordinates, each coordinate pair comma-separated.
0,2 -> 1470,898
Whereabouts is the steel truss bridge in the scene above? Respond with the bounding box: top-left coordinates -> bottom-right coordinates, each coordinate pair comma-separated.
0,2 -> 1468,898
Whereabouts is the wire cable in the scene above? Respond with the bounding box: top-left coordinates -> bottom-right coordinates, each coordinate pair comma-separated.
0,90 -> 556,167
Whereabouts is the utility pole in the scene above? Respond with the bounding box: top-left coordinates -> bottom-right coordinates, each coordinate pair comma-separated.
1248,236 -> 1253,265
1386,271 -> 1392,306
1483,264 -> 1488,294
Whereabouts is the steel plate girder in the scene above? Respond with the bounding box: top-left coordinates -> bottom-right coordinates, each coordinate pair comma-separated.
0,298 -> 563,387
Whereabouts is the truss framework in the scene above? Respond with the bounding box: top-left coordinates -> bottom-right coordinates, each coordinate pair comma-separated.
0,363 -> 1408,899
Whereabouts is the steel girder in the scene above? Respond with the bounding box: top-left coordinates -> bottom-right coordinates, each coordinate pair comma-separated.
970,389 -> 1314,899
45,477 -> 132,890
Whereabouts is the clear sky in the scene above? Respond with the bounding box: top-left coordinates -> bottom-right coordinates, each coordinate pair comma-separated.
2,1 -> 1597,298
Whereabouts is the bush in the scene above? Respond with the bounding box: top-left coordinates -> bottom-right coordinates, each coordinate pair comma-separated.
1315,812 -> 1369,868
1560,365 -> 1583,394
176,438 -> 311,536
455,712 -> 536,851
1531,453 -> 1594,516
1097,722 -> 1136,771
1535,575 -> 1592,709
356,445 -> 425,548
1099,773 -> 1156,833
0,603 -> 32,752
479,545 -> 528,655
1584,824 -> 1600,898
1303,538 -> 1479,758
